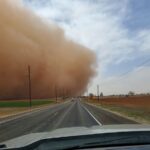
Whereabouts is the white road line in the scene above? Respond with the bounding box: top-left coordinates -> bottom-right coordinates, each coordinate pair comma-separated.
81,104 -> 102,126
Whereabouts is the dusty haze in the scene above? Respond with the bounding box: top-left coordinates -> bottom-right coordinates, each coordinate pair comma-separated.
0,0 -> 96,99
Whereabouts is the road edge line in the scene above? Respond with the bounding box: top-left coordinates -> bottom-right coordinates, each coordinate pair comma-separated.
86,102 -> 140,124
81,104 -> 102,126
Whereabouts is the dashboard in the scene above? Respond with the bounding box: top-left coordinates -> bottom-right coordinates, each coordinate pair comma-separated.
78,144 -> 150,150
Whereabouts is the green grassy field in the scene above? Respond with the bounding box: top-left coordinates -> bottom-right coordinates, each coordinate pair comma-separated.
0,99 -> 55,107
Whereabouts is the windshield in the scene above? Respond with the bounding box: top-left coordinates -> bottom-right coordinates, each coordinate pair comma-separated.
0,0 -> 150,146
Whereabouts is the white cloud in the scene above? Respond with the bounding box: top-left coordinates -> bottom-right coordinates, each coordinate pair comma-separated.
90,66 -> 150,95
25,0 -> 134,65
136,29 -> 150,52
23,0 -> 150,94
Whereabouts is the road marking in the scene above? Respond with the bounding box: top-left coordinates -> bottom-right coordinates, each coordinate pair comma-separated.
55,101 -> 75,128
81,104 -> 102,126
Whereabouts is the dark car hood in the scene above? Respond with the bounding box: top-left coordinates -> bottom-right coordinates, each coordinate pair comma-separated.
1,124 -> 150,149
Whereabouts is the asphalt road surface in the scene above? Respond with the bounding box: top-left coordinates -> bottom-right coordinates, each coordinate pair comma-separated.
0,99 -> 137,142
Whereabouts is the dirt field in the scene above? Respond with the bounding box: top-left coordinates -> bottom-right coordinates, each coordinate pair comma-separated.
88,95 -> 150,124
89,95 -> 150,108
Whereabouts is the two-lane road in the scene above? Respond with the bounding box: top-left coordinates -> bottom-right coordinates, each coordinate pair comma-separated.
0,100 -> 137,142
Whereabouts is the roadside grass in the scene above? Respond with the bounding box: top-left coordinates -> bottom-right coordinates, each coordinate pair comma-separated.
0,99 -> 60,118
87,96 -> 150,124
97,104 -> 150,124
0,99 -> 55,107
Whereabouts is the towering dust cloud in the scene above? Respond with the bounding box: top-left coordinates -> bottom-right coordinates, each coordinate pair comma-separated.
0,0 -> 96,99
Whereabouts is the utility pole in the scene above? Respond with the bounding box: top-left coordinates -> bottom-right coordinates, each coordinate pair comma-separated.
87,88 -> 89,101
63,88 -> 66,100
55,86 -> 58,102
97,85 -> 100,101
28,65 -> 32,108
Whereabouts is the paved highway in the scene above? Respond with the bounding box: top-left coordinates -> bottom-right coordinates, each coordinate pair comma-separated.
0,99 -> 137,142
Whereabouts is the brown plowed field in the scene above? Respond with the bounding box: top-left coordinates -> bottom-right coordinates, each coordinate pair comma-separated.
88,95 -> 150,124
90,95 -> 150,108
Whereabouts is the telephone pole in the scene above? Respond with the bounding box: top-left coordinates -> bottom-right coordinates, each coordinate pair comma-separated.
63,88 -> 66,100
28,65 -> 32,108
55,86 -> 58,102
97,84 -> 100,101
87,88 -> 89,101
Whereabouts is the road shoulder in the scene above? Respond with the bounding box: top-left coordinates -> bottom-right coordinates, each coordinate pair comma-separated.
84,102 -> 139,124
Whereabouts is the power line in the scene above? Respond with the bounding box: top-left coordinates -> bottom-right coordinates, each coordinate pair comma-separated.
119,58 -> 150,78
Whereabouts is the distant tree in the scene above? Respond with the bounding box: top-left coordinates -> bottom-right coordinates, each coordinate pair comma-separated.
128,91 -> 135,96
125,94 -> 129,97
100,92 -> 103,97
89,93 -> 94,99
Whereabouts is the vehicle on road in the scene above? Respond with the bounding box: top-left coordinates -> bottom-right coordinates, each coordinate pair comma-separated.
1,124 -> 150,150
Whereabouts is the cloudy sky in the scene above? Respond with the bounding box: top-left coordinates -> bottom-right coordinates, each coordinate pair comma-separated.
23,0 -> 150,95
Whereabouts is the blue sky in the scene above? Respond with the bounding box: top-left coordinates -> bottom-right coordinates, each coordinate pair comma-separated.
23,0 -> 150,95
124,0 -> 150,31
